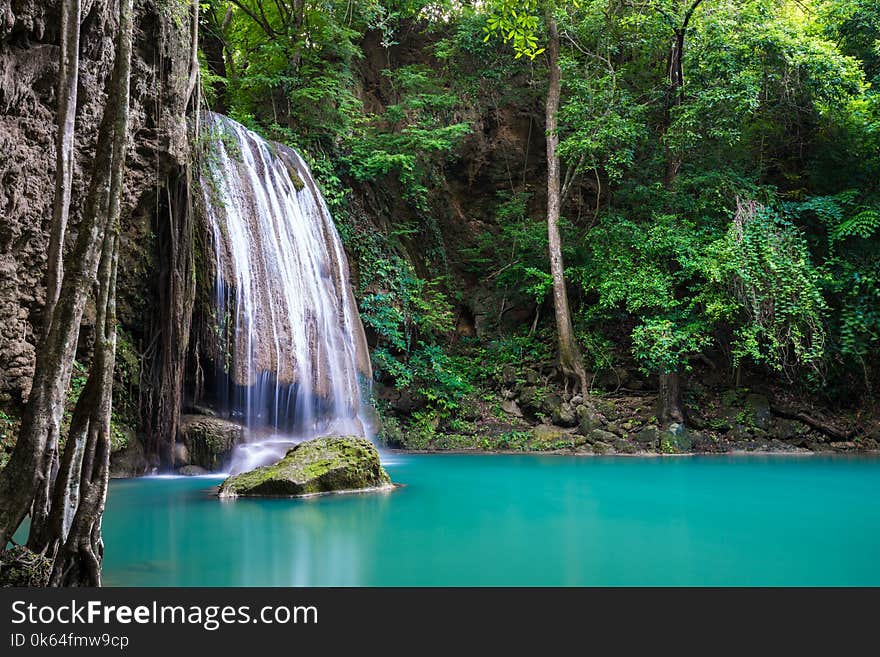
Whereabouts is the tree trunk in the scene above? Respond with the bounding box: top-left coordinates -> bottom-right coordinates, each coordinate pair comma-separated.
47,0 -> 132,584
658,372 -> 685,425
545,12 -> 588,394
25,0 -> 82,553
43,0 -> 81,335
0,0 -> 133,549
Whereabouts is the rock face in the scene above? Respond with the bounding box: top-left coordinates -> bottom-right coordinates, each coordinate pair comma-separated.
0,1 -> 193,405
218,436 -> 392,498
109,435 -> 148,479
178,414 -> 244,471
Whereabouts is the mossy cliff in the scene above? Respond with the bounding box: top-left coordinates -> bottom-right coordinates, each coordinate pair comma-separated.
218,436 -> 392,498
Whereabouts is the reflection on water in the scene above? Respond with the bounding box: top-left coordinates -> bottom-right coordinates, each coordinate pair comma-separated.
101,454 -> 880,586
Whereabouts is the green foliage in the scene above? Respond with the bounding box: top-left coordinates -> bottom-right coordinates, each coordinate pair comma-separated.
719,203 -> 827,377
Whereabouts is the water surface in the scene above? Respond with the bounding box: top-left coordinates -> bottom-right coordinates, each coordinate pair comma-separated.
101,454 -> 880,586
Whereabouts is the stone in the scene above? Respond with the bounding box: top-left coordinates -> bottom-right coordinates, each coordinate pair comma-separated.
524,368 -> 540,385
636,426 -> 660,448
517,386 -> 543,415
576,404 -> 603,435
661,423 -> 693,452
179,414 -> 245,471
612,438 -> 637,454
530,424 -> 569,449
109,434 -> 148,478
552,402 -> 578,428
542,392 -> 564,417
591,440 -> 615,454
218,436 -> 392,498
501,399 -> 523,418
585,429 -> 618,445
178,465 -> 210,476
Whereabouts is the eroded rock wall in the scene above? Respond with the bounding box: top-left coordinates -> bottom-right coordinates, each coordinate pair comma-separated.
0,0 -> 193,405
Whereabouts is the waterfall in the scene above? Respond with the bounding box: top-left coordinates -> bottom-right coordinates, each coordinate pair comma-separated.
199,113 -> 372,473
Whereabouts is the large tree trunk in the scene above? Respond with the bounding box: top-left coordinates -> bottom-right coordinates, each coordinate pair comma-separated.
545,13 -> 588,394
0,0 -> 133,549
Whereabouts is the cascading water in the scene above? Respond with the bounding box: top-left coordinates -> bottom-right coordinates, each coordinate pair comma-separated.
200,113 -> 372,473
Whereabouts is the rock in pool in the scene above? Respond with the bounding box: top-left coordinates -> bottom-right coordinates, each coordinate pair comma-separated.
218,436 -> 393,498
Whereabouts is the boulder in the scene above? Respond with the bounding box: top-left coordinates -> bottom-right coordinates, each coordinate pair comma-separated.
500,399 -> 524,418
585,429 -> 618,445
541,392 -> 564,417
576,404 -> 602,435
179,414 -> 244,471
530,424 -> 569,449
660,423 -> 693,452
592,440 -> 615,454
612,437 -> 637,454
109,434 -> 147,478
218,436 -> 392,498
517,386 -> 543,415
551,402 -> 578,428
636,426 -> 660,448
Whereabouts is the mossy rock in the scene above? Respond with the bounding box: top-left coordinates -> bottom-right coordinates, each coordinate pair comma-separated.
179,414 -> 244,471
530,424 -> 570,449
109,434 -> 148,478
218,436 -> 392,498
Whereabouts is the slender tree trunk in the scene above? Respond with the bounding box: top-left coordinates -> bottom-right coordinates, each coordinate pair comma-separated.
656,1 -> 704,427
25,0 -> 82,552
47,0 -> 132,583
0,0 -> 133,549
545,12 -> 588,394
44,0 -> 81,336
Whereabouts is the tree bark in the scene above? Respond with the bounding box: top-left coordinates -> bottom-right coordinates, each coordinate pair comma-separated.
656,1 -> 704,426
25,0 -> 82,553
658,372 -> 685,425
48,0 -> 132,584
44,0 -> 81,336
545,12 -> 588,394
0,0 -> 133,549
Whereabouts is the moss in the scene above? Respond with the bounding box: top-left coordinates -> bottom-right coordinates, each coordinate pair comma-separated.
219,436 -> 392,498
0,547 -> 51,587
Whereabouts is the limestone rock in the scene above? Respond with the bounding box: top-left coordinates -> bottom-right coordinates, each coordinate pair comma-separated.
218,436 -> 392,498
530,424 -> 569,449
501,399 -> 523,418
551,402 -> 578,428
109,435 -> 147,479
576,404 -> 602,435
179,414 -> 244,471
585,429 -> 618,445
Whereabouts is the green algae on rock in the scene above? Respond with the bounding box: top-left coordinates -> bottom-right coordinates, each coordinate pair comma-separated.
218,436 -> 392,498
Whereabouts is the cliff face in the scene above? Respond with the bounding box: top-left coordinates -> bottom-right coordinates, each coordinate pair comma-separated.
0,0 -> 193,405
